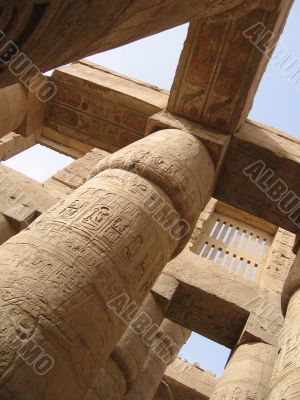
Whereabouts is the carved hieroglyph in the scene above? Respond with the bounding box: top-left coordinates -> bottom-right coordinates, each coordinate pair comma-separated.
124,319 -> 191,400
86,292 -> 165,400
210,342 -> 277,400
0,84 -> 27,138
0,129 -> 214,399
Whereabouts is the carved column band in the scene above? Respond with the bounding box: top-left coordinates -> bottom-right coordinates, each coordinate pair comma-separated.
0,129 -> 214,400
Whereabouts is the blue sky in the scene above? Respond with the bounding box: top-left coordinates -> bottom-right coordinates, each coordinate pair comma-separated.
3,2 -> 300,377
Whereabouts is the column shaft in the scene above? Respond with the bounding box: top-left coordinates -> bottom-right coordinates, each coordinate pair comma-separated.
124,319 -> 191,400
210,342 -> 276,399
0,84 -> 27,138
0,129 -> 214,400
86,292 -> 165,400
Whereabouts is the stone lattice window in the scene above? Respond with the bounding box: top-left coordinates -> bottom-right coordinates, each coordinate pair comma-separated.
195,201 -> 275,282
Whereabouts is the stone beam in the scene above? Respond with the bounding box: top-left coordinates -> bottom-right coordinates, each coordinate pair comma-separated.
0,132 -> 36,161
43,60 -> 168,154
0,1 -> 259,87
0,165 -> 60,230
44,148 -> 109,197
168,0 -> 293,132
215,120 -> 300,233
152,249 -> 284,348
154,359 -> 217,400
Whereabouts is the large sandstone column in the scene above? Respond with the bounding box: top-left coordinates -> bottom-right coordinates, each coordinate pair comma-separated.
0,84 -> 27,138
268,245 -> 300,399
0,213 -> 17,244
210,342 -> 277,399
86,292 -> 165,400
124,319 -> 191,400
0,129 -> 214,400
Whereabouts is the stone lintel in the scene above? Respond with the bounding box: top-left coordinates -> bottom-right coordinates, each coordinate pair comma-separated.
44,60 -> 168,154
0,132 -> 36,161
51,148 -> 108,190
151,272 -> 180,315
0,165 -> 60,230
152,249 -> 283,348
40,128 -> 94,159
168,0 -> 293,132
154,358 -> 217,400
215,120 -> 300,233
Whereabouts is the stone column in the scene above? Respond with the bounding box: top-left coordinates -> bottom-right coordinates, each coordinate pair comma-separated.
0,84 -> 27,138
124,319 -> 191,400
86,292 -> 165,400
268,244 -> 300,399
0,129 -> 214,400
0,213 -> 17,244
210,342 -> 277,399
